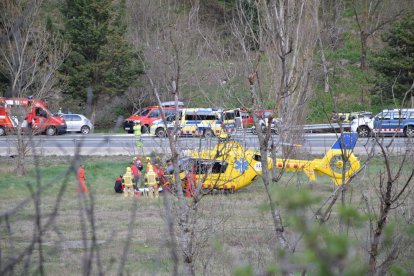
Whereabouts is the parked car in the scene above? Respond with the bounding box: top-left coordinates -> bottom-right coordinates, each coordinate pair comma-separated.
251,117 -> 281,134
234,109 -> 275,128
123,106 -> 181,134
331,111 -> 372,123
60,114 -> 94,134
351,109 -> 414,137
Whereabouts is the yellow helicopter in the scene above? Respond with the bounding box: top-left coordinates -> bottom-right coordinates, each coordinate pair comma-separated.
172,133 -> 361,192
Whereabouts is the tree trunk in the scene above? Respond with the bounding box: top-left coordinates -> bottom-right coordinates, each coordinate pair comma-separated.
368,180 -> 392,275
360,31 -> 369,71
15,127 -> 26,176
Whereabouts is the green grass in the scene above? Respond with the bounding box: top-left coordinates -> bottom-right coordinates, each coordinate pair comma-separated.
0,155 -> 412,274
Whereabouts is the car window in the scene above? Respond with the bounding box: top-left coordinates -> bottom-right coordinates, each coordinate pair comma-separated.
393,111 -> 407,120
164,110 -> 175,116
166,115 -> 176,122
377,112 -> 391,120
149,110 -> 160,118
62,115 -> 71,121
72,115 -> 82,121
137,109 -> 150,116
263,111 -> 273,118
241,112 -> 249,119
36,107 -> 48,117
409,112 -> 414,119
223,112 -> 235,120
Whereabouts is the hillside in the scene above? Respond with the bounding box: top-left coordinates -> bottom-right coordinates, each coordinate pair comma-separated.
0,0 -> 413,127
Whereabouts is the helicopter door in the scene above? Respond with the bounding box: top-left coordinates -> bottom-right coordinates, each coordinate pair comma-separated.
201,160 -> 228,188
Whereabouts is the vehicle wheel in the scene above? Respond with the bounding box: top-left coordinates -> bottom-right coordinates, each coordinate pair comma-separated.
203,129 -> 214,138
155,127 -> 166,138
404,126 -> 414,138
46,126 -> 57,136
0,126 -> 5,136
80,125 -> 90,134
251,127 -> 257,135
141,125 -> 149,134
357,126 -> 370,137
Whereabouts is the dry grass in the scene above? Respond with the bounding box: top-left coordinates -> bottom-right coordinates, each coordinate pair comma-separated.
0,155 -> 413,275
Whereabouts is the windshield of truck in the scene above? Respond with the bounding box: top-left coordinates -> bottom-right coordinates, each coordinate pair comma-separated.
223,111 -> 235,120
134,108 -> 150,116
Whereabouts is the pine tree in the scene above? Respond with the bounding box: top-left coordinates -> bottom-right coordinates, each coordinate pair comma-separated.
60,0 -> 143,120
371,16 -> 414,107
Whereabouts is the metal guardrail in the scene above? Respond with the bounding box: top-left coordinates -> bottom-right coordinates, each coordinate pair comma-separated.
236,123 -> 351,134
303,123 -> 351,132
0,132 -> 410,156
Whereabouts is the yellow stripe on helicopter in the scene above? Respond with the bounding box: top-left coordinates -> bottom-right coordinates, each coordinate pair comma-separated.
175,134 -> 361,191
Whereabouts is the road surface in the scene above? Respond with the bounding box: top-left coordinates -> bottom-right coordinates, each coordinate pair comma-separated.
0,132 -> 411,156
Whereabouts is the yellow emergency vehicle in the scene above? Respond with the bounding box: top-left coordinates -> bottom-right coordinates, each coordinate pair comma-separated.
150,108 -> 236,138
168,133 -> 361,192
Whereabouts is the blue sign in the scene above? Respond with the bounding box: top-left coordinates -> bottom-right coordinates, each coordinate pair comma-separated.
235,158 -> 249,173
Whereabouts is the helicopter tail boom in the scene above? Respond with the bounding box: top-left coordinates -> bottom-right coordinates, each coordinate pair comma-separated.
274,133 -> 361,185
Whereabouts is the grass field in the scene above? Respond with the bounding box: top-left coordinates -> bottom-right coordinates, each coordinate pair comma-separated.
0,155 -> 413,275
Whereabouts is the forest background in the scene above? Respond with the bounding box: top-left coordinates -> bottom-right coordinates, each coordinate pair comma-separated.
1,0 -> 413,129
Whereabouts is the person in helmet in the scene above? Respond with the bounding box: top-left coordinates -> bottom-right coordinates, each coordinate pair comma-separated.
145,158 -> 159,198
134,155 -> 143,171
123,167 -> 134,197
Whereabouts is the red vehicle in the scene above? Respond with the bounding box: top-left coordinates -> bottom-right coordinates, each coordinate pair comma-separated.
234,109 -> 274,128
0,97 -> 67,136
123,106 -> 180,133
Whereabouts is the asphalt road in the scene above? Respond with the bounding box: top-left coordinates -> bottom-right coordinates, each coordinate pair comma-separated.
0,132 -> 411,156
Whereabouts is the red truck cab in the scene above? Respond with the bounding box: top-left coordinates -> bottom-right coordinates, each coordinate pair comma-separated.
124,103 -> 183,133
0,97 -> 67,136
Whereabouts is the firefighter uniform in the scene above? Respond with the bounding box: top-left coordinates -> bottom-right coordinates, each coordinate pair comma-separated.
123,167 -> 134,197
145,161 -> 159,198
133,121 -> 143,148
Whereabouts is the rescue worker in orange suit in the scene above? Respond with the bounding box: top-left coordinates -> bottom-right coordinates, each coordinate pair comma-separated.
130,162 -> 140,191
145,158 -> 159,198
185,163 -> 196,197
123,167 -> 134,197
77,164 -> 88,193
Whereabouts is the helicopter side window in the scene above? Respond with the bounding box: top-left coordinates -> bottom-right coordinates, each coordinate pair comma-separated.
211,161 -> 228,173
252,154 -> 261,161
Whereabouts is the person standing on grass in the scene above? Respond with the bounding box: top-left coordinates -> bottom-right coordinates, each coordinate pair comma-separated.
145,159 -> 159,199
130,161 -> 140,191
123,167 -> 134,198
77,164 -> 88,193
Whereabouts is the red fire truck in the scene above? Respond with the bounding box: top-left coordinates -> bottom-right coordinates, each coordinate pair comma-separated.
0,97 -> 67,136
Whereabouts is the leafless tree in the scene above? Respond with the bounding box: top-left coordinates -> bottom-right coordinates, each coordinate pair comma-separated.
129,0 -> 208,274
0,0 -> 68,176
364,137 -> 414,275
350,0 -> 407,71
232,0 -> 319,273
